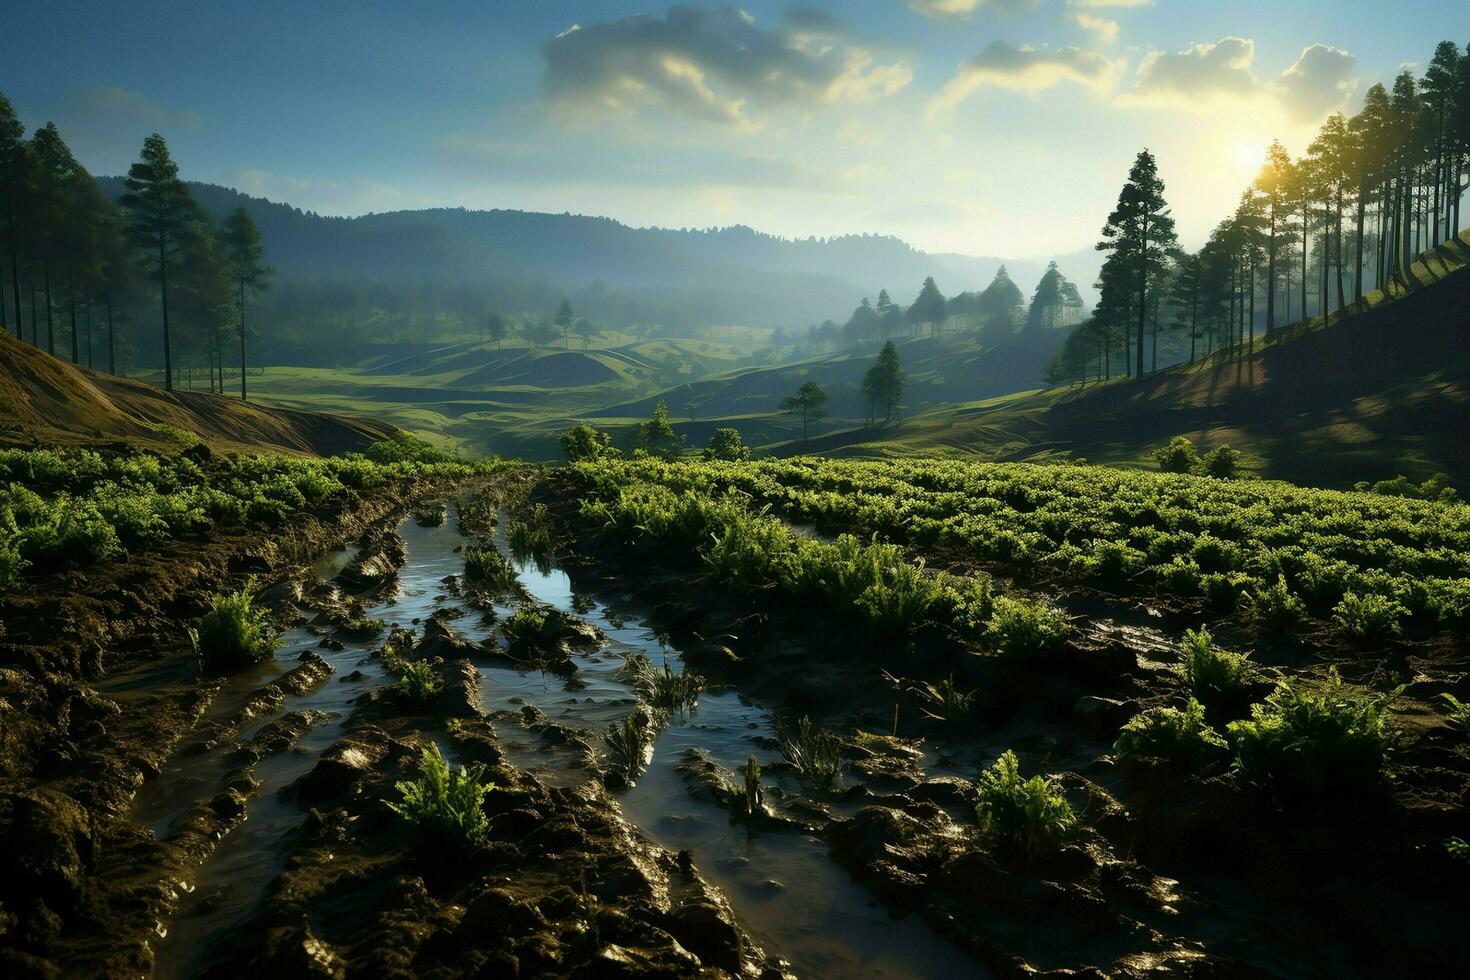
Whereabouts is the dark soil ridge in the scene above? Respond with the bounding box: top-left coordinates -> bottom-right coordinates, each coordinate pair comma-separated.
0,470 -> 470,977
529,475 -> 1470,977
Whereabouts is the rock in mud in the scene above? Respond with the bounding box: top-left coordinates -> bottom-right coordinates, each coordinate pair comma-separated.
297,726 -> 394,802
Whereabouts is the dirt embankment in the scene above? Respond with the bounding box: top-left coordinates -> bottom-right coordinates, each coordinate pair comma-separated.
0,331 -> 395,456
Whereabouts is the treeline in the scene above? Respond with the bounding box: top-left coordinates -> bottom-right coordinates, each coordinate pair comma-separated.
794,262 -> 1083,356
0,94 -> 270,394
1048,39 -> 1470,385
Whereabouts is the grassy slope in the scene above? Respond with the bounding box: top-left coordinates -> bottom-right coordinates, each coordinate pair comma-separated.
0,331 -> 395,455
815,233 -> 1470,489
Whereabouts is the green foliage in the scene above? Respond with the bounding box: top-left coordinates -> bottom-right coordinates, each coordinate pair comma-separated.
1178,628 -> 1253,705
618,653 -> 703,716
463,544 -> 518,591
728,755 -> 764,818
1203,444 -> 1242,479
1114,699 -> 1229,764
1355,473 -> 1459,504
603,713 -> 654,783
634,400 -> 686,459
910,674 -> 976,722
1228,668 -> 1398,791
986,597 -> 1073,658
777,716 -> 842,789
1332,592 -> 1406,646
507,517 -> 553,563
195,581 -> 279,671
386,744 -> 494,851
1153,436 -> 1202,474
974,750 -> 1077,857
1440,694 -> 1470,732
1249,576 -> 1309,634
363,432 -> 456,465
340,616 -> 387,640
1446,837 -> 1470,863
503,607 -> 546,649
560,423 -> 617,463
702,428 -> 750,461
397,660 -> 444,708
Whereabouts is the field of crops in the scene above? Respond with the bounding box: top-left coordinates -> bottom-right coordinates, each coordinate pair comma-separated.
574,456 -> 1470,644
0,434 -> 494,589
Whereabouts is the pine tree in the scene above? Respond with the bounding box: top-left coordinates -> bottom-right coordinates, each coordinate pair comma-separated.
222,207 -> 272,399
486,312 -> 508,349
1255,141 -> 1292,332
555,298 -> 575,350
779,380 -> 828,442
861,340 -> 905,424
906,276 -> 946,338
120,134 -> 194,391
0,93 -> 23,337
1098,149 -> 1178,376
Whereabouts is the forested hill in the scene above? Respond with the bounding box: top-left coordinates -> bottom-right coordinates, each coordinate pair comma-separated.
93,177 -> 1096,328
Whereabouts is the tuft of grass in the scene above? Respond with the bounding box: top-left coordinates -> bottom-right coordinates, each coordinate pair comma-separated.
1228,668 -> 1398,791
386,744 -> 494,851
1114,698 -> 1229,765
398,660 -> 444,709
1178,628 -> 1253,706
508,515 -> 553,564
604,713 -> 655,783
911,674 -> 977,723
503,607 -> 546,649
728,755 -> 764,818
974,750 -> 1077,857
195,580 -> 279,671
777,716 -> 843,789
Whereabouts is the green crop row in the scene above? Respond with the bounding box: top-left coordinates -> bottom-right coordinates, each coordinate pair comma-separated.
572,457 -> 1470,640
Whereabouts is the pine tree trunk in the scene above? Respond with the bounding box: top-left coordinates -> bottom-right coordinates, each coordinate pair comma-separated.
160,235 -> 173,392
68,269 -> 79,363
4,173 -> 19,337
44,264 -> 55,356
1266,207 -> 1276,332
107,290 -> 116,375
240,280 -> 248,400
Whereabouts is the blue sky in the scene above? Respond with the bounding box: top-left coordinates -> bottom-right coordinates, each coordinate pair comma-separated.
8,1 -> 1465,257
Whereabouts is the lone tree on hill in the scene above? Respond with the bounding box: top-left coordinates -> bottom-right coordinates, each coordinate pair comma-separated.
780,380 -> 828,442
1098,148 -> 1177,377
862,340 -> 905,424
555,298 -> 575,350
120,133 -> 194,391
635,400 -> 685,459
486,311 -> 508,349
222,207 -> 271,400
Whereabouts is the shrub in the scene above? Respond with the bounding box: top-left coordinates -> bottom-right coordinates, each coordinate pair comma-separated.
986,597 -> 1073,658
398,660 -> 444,708
1447,837 -> 1470,863
777,716 -> 842,789
503,607 -> 546,649
1114,699 -> 1229,765
1178,628 -> 1253,706
1228,668 -> 1398,791
386,744 -> 494,850
1153,436 -> 1202,475
1332,592 -> 1405,647
1248,576 -> 1308,634
1201,572 -> 1250,612
364,432 -> 454,465
702,428 -> 751,462
559,423 -> 617,463
1354,473 -> 1459,504
0,538 -> 26,591
974,750 -> 1076,857
1091,539 -> 1144,584
1202,444 -> 1242,478
703,512 -> 790,586
195,582 -> 279,671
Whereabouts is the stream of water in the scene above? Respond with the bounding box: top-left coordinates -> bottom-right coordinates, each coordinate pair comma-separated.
138,503 -> 979,979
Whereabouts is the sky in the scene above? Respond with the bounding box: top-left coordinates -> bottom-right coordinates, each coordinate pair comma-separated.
7,1 -> 1466,259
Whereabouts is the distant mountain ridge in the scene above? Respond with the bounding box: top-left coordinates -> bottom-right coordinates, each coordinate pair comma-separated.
95,177 -> 1099,327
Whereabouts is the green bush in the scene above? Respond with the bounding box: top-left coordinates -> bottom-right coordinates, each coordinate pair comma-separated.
1178,628 -> 1253,706
974,750 -> 1077,857
386,744 -> 494,850
1202,444 -> 1242,478
703,511 -> 791,586
0,538 -> 27,592
464,544 -> 518,591
1114,699 -> 1228,765
777,716 -> 842,789
1153,436 -> 1202,475
559,423 -> 617,463
340,616 -> 387,641
503,607 -> 546,648
398,660 -> 444,708
1248,576 -> 1308,634
702,428 -> 751,462
986,596 -> 1073,657
1332,592 -> 1405,647
195,582 -> 279,671
1228,668 -> 1398,791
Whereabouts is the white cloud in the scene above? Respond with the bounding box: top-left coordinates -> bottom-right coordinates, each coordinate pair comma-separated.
930,41 -> 1121,116
909,0 -> 1040,20
1072,12 -> 1119,43
1130,36 -> 1258,104
1273,44 -> 1357,123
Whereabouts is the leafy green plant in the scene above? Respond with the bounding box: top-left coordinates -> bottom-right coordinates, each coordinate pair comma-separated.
643,661 -> 704,716
503,607 -> 546,649
1248,576 -> 1308,634
777,716 -> 843,789
986,597 -> 1073,657
1114,699 -> 1229,765
386,744 -> 494,850
1228,668 -> 1398,791
1332,592 -> 1406,647
398,660 -> 444,709
507,518 -> 553,567
974,750 -> 1077,857
703,428 -> 751,461
559,422 -> 617,463
1178,628 -> 1253,706
910,674 -> 977,722
195,580 -> 279,671
1153,436 -> 1202,475
1440,694 -> 1470,732
464,544 -> 518,591
340,616 -> 387,641
1446,837 -> 1470,863
1202,444 -> 1241,478
603,713 -> 655,783
728,755 -> 764,818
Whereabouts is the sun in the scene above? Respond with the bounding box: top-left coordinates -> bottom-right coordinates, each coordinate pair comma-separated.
1233,140 -> 1265,177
